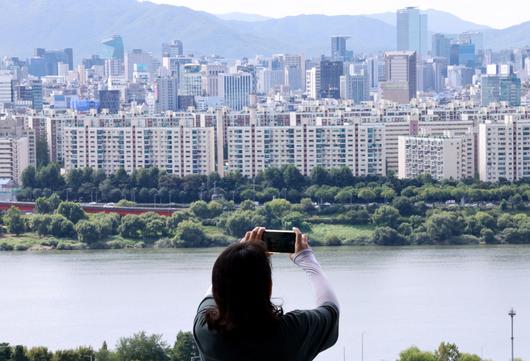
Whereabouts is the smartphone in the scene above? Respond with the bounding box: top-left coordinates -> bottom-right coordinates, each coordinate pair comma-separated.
262,230 -> 296,253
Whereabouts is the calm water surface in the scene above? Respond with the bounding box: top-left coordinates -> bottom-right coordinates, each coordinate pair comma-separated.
1,246 -> 529,361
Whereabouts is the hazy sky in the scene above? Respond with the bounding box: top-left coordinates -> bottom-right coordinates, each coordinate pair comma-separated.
147,0 -> 529,29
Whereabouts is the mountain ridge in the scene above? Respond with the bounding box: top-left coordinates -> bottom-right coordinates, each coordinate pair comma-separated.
0,0 -> 528,61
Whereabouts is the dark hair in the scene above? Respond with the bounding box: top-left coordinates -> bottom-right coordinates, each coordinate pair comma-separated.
205,241 -> 282,334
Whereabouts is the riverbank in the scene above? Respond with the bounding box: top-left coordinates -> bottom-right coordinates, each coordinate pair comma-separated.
0,223 -> 377,251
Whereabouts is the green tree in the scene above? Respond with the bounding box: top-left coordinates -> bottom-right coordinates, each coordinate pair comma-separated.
207,201 -> 224,219
20,167 -> 37,189
48,214 -> 75,238
95,342 -> 115,361
190,200 -> 210,219
118,215 -> 146,239
0,343 -> 12,361
76,220 -> 102,244
141,212 -> 168,240
170,331 -> 199,361
282,164 -> 305,189
398,347 -> 436,361
27,347 -> 52,361
3,207 -> 25,235
224,211 -> 267,237
174,220 -> 209,247
239,200 -> 256,211
282,211 -> 311,232
57,202 -> 87,224
36,137 -> 50,168
357,187 -> 376,203
310,166 -> 329,185
52,350 -> 78,361
372,226 -> 408,246
300,198 -> 315,212
372,205 -> 401,228
480,228 -> 497,244
36,197 -> 54,214
36,163 -> 64,190
435,342 -> 460,361
380,187 -> 397,201
11,345 -> 29,361
335,188 -> 354,204
264,199 -> 292,220
459,354 -> 482,361
426,212 -> 460,243
392,196 -> 415,216
166,212 -> 193,235
116,332 -> 169,361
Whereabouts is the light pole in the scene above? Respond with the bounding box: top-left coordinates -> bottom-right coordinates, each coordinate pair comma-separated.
361,332 -> 365,361
509,308 -> 516,361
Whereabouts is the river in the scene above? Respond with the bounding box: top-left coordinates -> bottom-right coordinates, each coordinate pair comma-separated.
1,246 -> 529,361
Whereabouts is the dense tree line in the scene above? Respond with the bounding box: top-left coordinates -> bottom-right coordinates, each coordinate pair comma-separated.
398,342 -> 489,361
0,331 -> 197,361
2,187 -> 530,250
17,164 -> 530,206
0,339 -> 498,361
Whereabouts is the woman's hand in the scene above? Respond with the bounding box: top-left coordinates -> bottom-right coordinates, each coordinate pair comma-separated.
292,227 -> 310,256
241,226 -> 265,243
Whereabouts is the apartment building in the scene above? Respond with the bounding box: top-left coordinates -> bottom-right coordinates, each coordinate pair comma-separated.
0,116 -> 36,183
398,131 -> 475,180
478,117 -> 530,182
63,117 -> 216,176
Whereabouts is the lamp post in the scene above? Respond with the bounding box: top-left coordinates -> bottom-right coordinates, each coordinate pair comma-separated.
361,332 -> 365,361
509,308 -> 516,361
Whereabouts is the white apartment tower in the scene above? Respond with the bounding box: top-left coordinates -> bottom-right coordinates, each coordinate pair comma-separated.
398,132 -> 475,180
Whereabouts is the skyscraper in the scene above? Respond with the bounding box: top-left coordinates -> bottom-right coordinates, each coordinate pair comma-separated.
155,76 -> 178,112
319,59 -> 343,99
396,7 -> 428,56
0,73 -> 12,107
305,67 -> 320,99
102,35 -> 125,61
179,64 -> 203,96
331,36 -> 350,61
125,49 -> 156,81
340,70 -> 369,103
219,72 -> 253,111
201,63 -> 227,96
32,48 -> 74,75
381,51 -> 417,104
481,65 -> 521,106
432,34 -> 451,59
162,40 -> 184,57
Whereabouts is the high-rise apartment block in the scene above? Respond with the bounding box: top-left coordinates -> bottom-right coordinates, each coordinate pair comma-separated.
63,117 -> 216,176
478,117 -> 530,182
398,132 -> 475,180
0,116 -> 36,183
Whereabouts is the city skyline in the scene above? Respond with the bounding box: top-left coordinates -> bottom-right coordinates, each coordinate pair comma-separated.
148,0 -> 530,29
